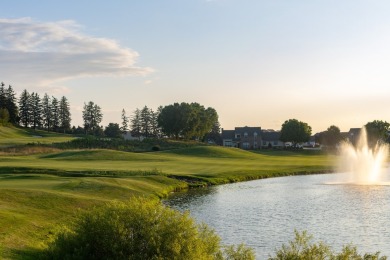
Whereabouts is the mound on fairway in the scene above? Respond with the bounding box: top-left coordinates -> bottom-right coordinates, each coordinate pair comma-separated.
160,146 -> 260,159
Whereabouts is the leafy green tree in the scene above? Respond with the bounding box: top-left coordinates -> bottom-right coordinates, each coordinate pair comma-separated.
280,119 -> 312,147
158,102 -> 189,139
42,93 -> 53,131
18,89 -> 31,128
365,120 -> 390,145
204,120 -> 222,144
120,108 -> 128,134
104,123 -> 122,138
59,96 -> 71,133
30,92 -> 42,130
45,198 -> 219,259
82,101 -> 103,135
317,125 -> 343,149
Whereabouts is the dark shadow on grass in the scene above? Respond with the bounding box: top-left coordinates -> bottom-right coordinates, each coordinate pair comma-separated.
7,247 -> 46,260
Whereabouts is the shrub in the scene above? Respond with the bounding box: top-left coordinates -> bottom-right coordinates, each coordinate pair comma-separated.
44,198 -> 254,260
152,145 -> 161,151
269,230 -> 387,260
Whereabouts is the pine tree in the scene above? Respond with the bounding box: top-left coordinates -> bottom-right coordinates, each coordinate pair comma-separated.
150,108 -> 160,138
120,108 -> 129,134
51,97 -> 60,132
82,101 -> 103,135
42,93 -> 53,131
30,92 -> 42,129
18,89 -> 31,128
59,96 -> 71,133
5,85 -> 18,125
0,82 -> 6,109
131,108 -> 142,139
140,106 -> 152,137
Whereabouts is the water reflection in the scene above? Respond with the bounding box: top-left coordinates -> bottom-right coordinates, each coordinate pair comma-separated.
164,173 -> 390,259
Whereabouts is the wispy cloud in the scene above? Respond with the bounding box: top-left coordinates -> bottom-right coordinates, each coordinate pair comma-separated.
0,18 -> 153,89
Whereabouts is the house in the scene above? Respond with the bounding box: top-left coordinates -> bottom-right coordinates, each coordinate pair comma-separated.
221,126 -> 283,150
123,132 -> 145,141
261,130 -> 284,149
221,126 -> 261,149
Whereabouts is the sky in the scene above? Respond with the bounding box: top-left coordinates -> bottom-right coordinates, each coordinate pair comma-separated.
1,0 -> 390,133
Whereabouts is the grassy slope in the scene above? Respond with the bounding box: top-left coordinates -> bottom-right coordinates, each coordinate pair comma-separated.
0,126 -> 335,259
0,126 -> 74,148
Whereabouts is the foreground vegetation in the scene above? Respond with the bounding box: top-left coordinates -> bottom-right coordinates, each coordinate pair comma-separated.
0,126 -> 386,259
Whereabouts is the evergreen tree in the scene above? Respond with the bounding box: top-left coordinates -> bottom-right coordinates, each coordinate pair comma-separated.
82,101 -> 103,135
5,85 -> 19,124
130,108 -> 142,139
59,96 -> 71,133
42,93 -> 53,131
51,96 -> 60,132
18,89 -> 31,128
30,92 -> 42,129
0,82 -> 6,109
150,108 -> 161,138
120,108 -> 129,134
140,106 -> 152,137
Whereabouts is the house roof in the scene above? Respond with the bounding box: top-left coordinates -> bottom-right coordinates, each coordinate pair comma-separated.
261,131 -> 281,141
221,130 -> 235,139
234,126 -> 261,135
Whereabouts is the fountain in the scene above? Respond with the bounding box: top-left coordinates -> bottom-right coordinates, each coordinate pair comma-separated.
338,127 -> 389,185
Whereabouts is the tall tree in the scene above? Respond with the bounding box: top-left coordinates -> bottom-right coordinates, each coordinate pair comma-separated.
120,108 -> 129,134
51,97 -> 60,132
5,85 -> 19,124
0,82 -> 6,109
104,123 -> 122,138
18,89 -> 31,128
82,101 -> 103,135
30,92 -> 42,130
59,96 -> 71,133
131,108 -> 142,138
150,108 -> 161,138
140,106 -> 152,137
42,93 -> 53,131
280,119 -> 312,147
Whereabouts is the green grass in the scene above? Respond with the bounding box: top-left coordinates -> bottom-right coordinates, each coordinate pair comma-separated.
0,126 -> 75,148
0,126 -> 337,259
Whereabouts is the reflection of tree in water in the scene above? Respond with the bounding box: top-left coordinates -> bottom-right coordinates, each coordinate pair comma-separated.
163,186 -> 217,211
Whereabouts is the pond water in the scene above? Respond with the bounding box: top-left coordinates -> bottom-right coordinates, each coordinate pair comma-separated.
164,172 -> 390,259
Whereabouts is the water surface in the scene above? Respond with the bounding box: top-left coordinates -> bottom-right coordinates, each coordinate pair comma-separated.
165,172 -> 390,259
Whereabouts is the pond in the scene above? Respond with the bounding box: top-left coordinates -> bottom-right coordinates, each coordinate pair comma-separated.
164,172 -> 390,259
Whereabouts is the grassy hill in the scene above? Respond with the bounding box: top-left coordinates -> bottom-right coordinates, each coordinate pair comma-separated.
0,126 -> 336,259
0,126 -> 75,148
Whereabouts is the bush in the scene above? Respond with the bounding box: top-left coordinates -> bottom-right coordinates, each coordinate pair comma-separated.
44,198 -> 254,260
152,145 -> 161,151
269,230 -> 387,260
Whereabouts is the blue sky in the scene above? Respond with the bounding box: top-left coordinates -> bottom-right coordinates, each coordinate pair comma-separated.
1,0 -> 390,133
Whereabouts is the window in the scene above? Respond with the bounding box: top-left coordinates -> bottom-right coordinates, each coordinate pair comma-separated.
235,134 -> 241,138
243,142 -> 250,149
254,132 -> 258,139
273,141 -> 278,145
244,132 -> 248,138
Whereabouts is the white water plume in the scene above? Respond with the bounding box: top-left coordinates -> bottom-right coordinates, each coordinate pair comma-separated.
338,127 -> 389,185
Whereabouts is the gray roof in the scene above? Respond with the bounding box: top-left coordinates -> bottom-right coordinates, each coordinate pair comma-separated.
261,131 -> 281,141
221,130 -> 235,139
234,126 -> 261,136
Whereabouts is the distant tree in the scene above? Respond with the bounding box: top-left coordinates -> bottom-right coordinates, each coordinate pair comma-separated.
51,97 -> 60,132
30,92 -> 42,130
204,120 -> 222,144
72,126 -> 85,135
120,109 -> 129,134
150,108 -> 161,138
317,125 -> 343,148
59,96 -> 71,133
280,119 -> 312,147
0,83 -> 6,109
82,101 -> 103,135
5,85 -> 19,124
104,123 -> 122,138
42,93 -> 53,131
18,89 -> 31,128
0,108 -> 9,125
130,108 -> 142,139
140,106 -> 152,137
158,102 -> 219,140
365,120 -> 390,145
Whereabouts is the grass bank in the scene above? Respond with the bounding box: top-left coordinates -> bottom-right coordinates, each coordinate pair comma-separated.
0,126 -> 336,258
